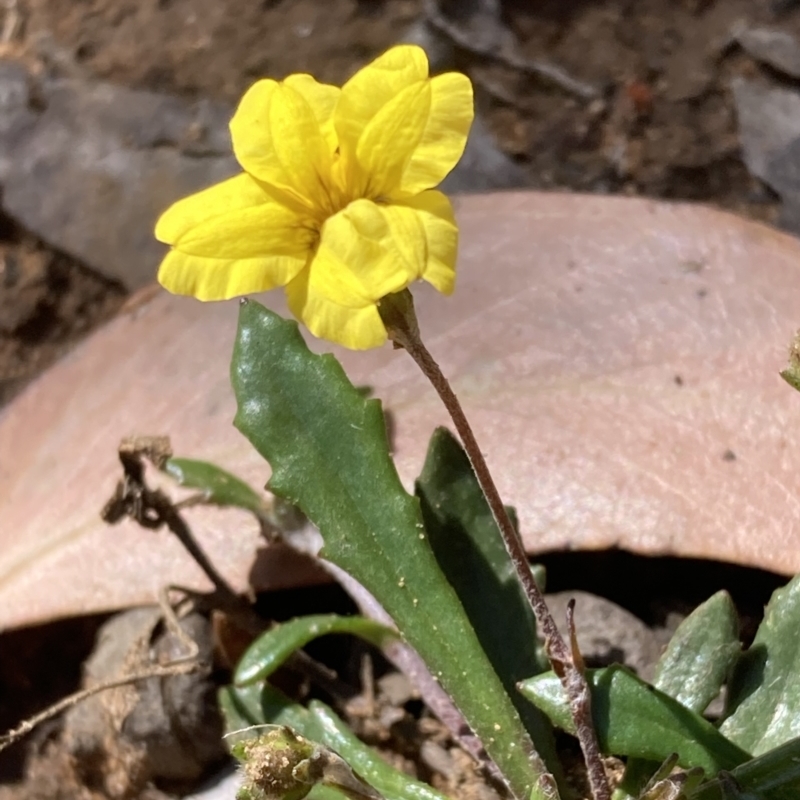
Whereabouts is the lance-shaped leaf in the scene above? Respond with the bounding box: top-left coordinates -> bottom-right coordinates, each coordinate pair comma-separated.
163,456 -> 307,532
164,457 -> 267,514
654,590 -> 740,714
613,591 -> 742,800
221,683 -> 449,800
519,666 -> 750,775
415,427 -> 556,761
231,301 -> 559,800
721,574 -> 800,755
235,614 -> 396,686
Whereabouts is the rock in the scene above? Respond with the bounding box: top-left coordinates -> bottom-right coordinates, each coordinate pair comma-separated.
63,607 -> 225,797
431,0 -> 515,57
765,137 -> 800,234
0,58 -> 238,290
731,77 -> 800,183
399,18 -> 455,73
441,116 -> 529,194
544,592 -> 663,681
731,77 -> 800,230
0,60 -> 36,173
736,25 -> 800,80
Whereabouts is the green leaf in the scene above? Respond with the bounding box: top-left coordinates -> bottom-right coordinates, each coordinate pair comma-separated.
721,574 -> 800,755
221,683 -> 450,800
415,428 -> 556,760
726,736 -> 800,800
654,590 -> 740,714
230,302 -> 559,800
164,457 -> 266,515
308,788 -> 348,800
163,456 -> 307,532
235,614 -> 396,686
519,666 -> 750,775
690,737 -> 800,800
530,564 -> 546,592
611,759 -> 665,800
219,682 -> 262,742
614,592 -> 742,800
780,369 -> 800,392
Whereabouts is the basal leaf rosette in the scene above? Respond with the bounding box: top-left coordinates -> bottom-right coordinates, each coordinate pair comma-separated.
155,45 -> 474,350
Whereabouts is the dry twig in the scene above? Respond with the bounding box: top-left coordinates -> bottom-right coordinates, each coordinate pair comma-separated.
0,588 -> 206,754
101,437 -> 266,634
101,437 -> 353,696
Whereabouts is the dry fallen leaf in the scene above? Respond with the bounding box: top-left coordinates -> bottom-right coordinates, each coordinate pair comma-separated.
1,191 -> 800,630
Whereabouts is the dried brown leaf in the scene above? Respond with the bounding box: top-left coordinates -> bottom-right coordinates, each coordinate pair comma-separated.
1,192 -> 799,630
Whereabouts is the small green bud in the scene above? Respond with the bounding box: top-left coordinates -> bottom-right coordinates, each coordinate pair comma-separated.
235,727 -> 322,800
233,726 -> 384,800
780,329 -> 800,391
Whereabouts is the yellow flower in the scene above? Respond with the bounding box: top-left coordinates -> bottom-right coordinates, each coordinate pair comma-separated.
155,45 -> 474,349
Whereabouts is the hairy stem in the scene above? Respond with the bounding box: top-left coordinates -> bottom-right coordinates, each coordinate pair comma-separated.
380,290 -> 610,800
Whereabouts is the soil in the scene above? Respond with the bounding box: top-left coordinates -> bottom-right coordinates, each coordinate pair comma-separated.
480,0 -> 780,216
0,1 -> 798,799
0,218 -> 124,406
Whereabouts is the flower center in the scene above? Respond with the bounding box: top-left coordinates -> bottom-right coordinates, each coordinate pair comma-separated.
311,150 -> 378,224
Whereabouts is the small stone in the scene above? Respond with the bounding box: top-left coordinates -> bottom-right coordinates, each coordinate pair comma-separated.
419,740 -> 457,781
732,77 -> 800,184
440,116 -> 529,194
0,59 -> 237,290
736,26 -> 800,80
63,607 -> 225,797
545,591 -> 663,681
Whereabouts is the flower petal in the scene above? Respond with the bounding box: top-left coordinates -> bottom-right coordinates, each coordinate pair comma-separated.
155,173 -> 268,245
158,248 -> 310,302
336,194 -> 458,295
283,74 -> 340,154
368,203 -> 426,280
156,173 -> 313,299
396,72 -> 473,195
353,71 -> 473,198
230,80 -> 334,211
355,81 -> 431,197
396,190 -> 458,294
334,45 -> 429,164
312,200 -> 413,306
285,266 -> 387,350
173,201 -> 315,259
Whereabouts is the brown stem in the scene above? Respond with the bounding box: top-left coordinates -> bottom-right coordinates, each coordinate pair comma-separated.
101,438 -> 344,692
102,438 -> 266,634
380,290 -> 610,800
